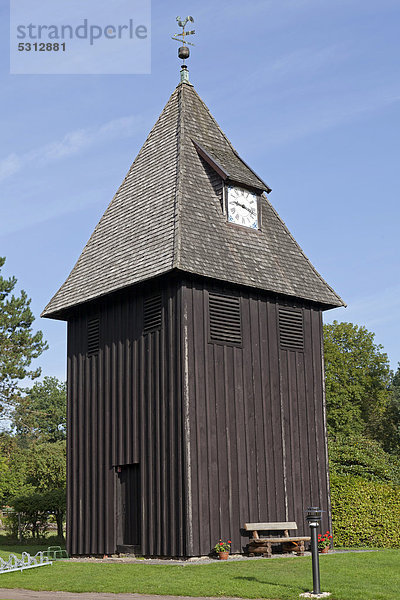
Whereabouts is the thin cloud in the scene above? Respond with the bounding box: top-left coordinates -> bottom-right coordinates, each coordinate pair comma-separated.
333,285 -> 400,329
0,115 -> 144,182
0,153 -> 21,180
246,85 -> 400,149
272,94 -> 399,146
267,43 -> 350,80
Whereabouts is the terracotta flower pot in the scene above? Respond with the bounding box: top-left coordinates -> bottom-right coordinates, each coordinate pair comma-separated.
218,551 -> 229,560
319,547 -> 329,554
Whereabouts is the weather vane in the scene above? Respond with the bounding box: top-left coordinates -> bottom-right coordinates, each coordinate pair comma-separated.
172,16 -> 195,64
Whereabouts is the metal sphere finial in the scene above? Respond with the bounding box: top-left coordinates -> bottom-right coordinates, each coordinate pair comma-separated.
178,46 -> 190,60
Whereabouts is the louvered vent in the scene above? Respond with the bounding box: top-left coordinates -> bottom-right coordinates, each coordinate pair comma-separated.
209,293 -> 242,345
143,294 -> 162,333
87,317 -> 100,356
279,308 -> 304,351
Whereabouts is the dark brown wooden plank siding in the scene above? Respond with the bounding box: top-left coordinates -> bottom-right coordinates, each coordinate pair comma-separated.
66,273 -> 330,557
67,281 -> 186,556
182,279 -> 330,556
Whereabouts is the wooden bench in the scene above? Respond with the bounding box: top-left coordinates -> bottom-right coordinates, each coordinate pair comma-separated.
244,522 -> 310,558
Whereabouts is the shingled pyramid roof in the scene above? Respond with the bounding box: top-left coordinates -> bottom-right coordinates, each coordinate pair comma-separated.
42,77 -> 344,319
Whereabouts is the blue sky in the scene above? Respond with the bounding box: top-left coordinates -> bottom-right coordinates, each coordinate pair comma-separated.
0,0 -> 399,382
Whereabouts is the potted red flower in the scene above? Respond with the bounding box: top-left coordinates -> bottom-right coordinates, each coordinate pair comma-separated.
318,531 -> 332,553
214,539 -> 232,560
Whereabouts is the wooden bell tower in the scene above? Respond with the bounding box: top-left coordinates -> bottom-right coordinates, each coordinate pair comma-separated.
43,21 -> 344,557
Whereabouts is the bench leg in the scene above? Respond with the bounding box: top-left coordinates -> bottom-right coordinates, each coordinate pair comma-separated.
296,541 -> 305,557
265,542 -> 272,558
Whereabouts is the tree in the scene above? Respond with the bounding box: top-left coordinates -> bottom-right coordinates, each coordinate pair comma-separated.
25,441 -> 66,492
323,321 -> 392,439
328,434 -> 400,485
323,322 -> 400,548
12,377 -> 66,443
0,436 -> 66,538
0,257 -> 48,418
11,489 -> 66,539
0,433 -> 30,504
381,364 -> 400,455
23,442 -> 66,538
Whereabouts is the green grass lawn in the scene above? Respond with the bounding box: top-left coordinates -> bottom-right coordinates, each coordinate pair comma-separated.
0,548 -> 399,600
0,544 -> 56,558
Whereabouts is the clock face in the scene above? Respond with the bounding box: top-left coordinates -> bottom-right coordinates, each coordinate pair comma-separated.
227,187 -> 258,229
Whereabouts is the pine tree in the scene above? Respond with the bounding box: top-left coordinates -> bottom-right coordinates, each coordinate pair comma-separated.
0,257 -> 48,419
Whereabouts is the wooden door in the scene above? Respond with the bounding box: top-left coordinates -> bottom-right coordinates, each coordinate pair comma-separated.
117,464 -> 141,548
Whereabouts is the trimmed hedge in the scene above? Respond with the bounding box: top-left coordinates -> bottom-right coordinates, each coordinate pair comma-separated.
331,473 -> 400,548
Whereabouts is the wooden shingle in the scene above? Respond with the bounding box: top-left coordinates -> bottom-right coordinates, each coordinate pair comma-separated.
42,80 -> 344,319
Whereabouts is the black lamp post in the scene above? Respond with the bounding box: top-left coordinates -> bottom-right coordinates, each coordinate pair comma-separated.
306,507 -> 323,595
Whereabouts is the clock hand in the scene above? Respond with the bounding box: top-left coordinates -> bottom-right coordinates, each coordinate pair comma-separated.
233,201 -> 250,211
233,201 -> 256,217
